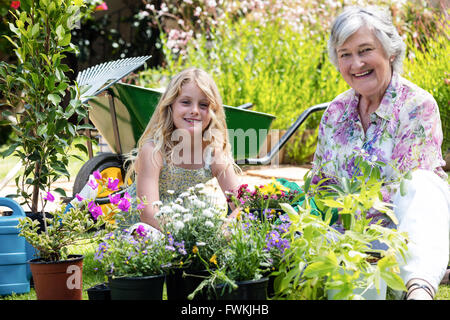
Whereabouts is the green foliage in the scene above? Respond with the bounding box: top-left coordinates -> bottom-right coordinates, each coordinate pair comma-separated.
274,156 -> 409,300
137,16 -> 349,163
93,228 -> 173,278
403,34 -> 450,153
137,1 -> 449,164
0,0 -> 93,212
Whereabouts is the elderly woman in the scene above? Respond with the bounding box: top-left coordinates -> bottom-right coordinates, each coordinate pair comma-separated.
312,6 -> 449,300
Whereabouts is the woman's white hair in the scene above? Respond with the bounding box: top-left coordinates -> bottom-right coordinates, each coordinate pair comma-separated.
328,5 -> 406,74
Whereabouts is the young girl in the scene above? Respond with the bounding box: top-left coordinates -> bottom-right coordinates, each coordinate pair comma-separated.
124,67 -> 241,231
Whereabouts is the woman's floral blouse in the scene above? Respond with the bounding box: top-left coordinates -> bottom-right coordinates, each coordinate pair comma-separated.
312,72 -> 447,224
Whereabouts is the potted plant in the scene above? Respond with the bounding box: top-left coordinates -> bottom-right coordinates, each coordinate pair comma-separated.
189,207 -> 278,300
154,183 -> 228,300
17,175 -> 118,299
0,0 -> 92,218
274,152 -> 410,300
93,224 -> 173,300
227,179 -> 300,217
17,169 -> 141,300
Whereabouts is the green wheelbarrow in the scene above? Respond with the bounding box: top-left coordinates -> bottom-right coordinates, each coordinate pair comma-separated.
73,60 -> 328,197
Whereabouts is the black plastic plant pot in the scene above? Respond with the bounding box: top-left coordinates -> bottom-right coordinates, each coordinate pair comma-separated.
87,283 -> 111,300
165,268 -> 209,300
215,277 -> 269,300
108,274 -> 165,300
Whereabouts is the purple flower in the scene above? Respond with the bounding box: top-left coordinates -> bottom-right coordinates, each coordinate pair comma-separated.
93,170 -> 102,180
118,198 -> 131,212
43,191 -> 55,202
265,230 -> 290,253
136,225 -> 147,237
94,242 -> 109,261
165,245 -> 176,252
108,193 -> 121,205
88,179 -> 98,190
107,178 -> 119,191
88,201 -> 103,220
136,203 -> 146,210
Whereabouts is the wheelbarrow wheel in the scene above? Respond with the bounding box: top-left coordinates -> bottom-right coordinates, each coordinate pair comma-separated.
73,153 -> 127,197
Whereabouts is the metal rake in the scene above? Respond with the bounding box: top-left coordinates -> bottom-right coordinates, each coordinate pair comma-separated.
76,55 -> 151,103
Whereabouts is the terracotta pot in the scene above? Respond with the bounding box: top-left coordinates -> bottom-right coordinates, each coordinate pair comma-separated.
29,254 -> 84,300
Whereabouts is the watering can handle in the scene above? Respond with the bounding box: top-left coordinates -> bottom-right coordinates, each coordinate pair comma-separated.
0,197 -> 25,217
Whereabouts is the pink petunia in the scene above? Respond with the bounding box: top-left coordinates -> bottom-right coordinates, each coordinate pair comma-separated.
93,170 -> 102,180
136,225 -> 147,237
118,198 -> 131,212
43,191 -> 55,202
108,193 -> 121,205
88,201 -> 103,220
107,178 -> 119,191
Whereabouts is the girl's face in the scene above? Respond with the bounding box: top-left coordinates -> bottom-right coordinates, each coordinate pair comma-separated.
171,81 -> 212,135
336,26 -> 392,102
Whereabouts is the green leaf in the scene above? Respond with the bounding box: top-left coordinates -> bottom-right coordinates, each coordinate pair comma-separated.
0,142 -> 19,158
56,25 -> 64,40
48,94 -> 61,106
59,33 -> 71,46
31,23 -> 40,37
303,252 -> 338,277
53,187 -> 67,197
37,124 -> 47,136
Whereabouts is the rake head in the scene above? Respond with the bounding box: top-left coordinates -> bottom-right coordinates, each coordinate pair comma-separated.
76,56 -> 151,103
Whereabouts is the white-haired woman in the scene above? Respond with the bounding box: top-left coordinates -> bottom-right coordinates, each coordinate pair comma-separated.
312,6 -> 449,300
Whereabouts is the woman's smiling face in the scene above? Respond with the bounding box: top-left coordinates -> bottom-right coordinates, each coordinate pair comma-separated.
337,25 -> 393,102
171,81 -> 211,135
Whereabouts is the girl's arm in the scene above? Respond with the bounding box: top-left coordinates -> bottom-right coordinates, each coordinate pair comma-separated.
135,141 -> 163,230
210,147 -> 241,214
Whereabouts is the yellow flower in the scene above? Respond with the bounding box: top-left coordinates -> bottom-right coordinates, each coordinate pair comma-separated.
192,245 -> 198,254
236,210 -> 242,221
209,254 -> 218,265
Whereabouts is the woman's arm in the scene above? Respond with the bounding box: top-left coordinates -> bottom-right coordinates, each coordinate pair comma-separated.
135,141 -> 164,230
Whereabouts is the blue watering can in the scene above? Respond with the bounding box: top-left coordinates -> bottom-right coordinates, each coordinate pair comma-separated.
0,197 -> 35,296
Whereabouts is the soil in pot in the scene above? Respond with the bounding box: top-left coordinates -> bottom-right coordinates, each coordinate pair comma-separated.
29,254 -> 84,300
108,274 -> 165,300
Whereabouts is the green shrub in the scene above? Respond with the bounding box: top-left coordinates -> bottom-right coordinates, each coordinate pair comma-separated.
138,17 -> 349,163
403,34 -> 450,154
137,2 -> 449,164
